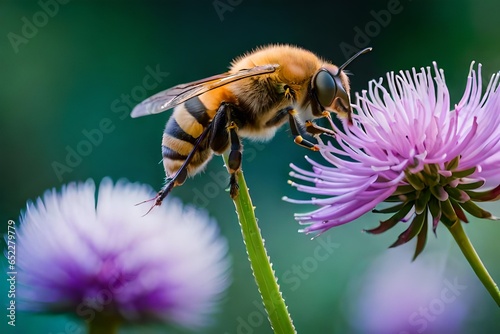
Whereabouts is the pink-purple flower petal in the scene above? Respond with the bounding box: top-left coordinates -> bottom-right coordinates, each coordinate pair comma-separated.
286,61 -> 500,248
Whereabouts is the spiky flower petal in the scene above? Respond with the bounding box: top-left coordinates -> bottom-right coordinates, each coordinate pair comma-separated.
286,62 -> 500,258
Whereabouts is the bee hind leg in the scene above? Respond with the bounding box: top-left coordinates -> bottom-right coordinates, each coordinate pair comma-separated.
157,167 -> 188,203
138,171 -> 186,216
138,122 -> 213,215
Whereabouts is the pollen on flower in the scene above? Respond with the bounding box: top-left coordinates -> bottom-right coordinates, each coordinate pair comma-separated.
285,62 -> 500,259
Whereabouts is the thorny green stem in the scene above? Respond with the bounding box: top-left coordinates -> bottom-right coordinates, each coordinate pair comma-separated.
223,156 -> 296,333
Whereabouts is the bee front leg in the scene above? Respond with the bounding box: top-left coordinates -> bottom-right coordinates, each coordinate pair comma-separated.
288,111 -> 319,151
305,111 -> 338,137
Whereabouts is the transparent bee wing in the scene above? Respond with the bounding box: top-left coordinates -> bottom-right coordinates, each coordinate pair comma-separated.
131,64 -> 279,118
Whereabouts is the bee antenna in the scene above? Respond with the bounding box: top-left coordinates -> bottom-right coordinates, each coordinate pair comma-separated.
338,47 -> 373,72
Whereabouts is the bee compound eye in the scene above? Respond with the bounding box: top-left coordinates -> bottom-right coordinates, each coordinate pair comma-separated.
314,70 -> 337,107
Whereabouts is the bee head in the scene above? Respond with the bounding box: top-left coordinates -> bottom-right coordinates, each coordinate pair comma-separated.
311,47 -> 372,124
311,68 -> 351,122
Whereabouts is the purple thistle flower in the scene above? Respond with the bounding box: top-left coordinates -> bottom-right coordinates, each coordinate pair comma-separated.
285,62 -> 500,258
16,178 -> 230,329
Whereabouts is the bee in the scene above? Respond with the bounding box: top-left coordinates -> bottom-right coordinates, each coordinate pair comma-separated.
131,44 -> 371,208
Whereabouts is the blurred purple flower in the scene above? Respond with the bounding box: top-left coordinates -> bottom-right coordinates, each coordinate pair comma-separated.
285,63 -> 500,258
17,178 -> 230,329
346,249 -> 473,334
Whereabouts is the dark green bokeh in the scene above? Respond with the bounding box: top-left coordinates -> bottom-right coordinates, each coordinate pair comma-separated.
1,1 -> 499,333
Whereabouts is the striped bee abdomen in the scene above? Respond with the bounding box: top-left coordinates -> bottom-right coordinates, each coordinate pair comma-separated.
184,96 -> 212,127
161,96 -> 214,182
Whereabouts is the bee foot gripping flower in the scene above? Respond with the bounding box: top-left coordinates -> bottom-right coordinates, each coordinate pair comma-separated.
16,178 -> 231,332
285,62 -> 500,259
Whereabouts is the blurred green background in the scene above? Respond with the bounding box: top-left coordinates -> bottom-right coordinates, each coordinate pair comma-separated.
1,0 -> 500,333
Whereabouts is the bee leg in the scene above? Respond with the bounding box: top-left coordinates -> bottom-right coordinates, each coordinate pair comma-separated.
288,111 -> 319,151
139,122 -> 213,214
304,120 -> 337,137
226,121 -> 242,198
156,168 -> 188,204
265,106 -> 293,127
209,103 -> 230,153
209,102 -> 242,198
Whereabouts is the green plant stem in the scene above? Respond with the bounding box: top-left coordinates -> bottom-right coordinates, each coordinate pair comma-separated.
446,220 -> 500,307
223,156 -> 296,333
